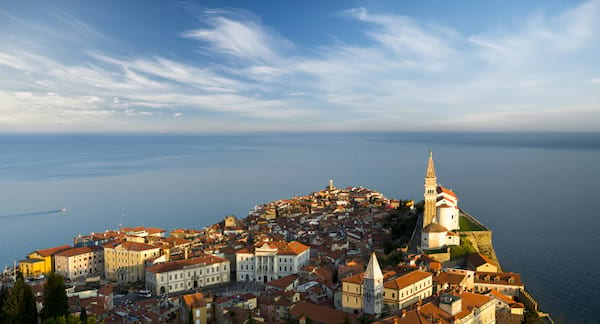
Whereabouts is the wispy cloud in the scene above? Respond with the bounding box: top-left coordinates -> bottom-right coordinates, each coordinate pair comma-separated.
0,1 -> 599,132
181,9 -> 294,63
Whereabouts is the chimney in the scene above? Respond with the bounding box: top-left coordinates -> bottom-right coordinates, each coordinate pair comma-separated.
184,248 -> 189,260
393,317 -> 399,324
416,300 -> 422,310
401,309 -> 407,318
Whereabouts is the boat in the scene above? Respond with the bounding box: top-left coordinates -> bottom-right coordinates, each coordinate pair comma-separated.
60,208 -> 67,212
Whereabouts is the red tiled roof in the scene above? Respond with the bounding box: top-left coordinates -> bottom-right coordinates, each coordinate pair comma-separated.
384,270 -> 432,290
434,272 -> 466,285
474,271 -> 523,286
55,246 -> 101,257
266,274 -> 298,290
437,186 -> 457,198
466,253 -> 496,268
146,254 -> 227,274
34,245 -> 72,257
182,292 -> 206,308
290,302 -> 356,324
104,241 -> 159,251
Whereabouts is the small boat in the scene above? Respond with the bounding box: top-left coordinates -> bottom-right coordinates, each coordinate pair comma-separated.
160,130 -> 168,135
60,208 -> 67,212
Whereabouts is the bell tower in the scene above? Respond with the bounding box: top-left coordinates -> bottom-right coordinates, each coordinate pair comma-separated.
423,151 -> 437,228
363,252 -> 383,315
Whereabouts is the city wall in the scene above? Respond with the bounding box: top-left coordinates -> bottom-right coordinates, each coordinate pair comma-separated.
460,210 -> 502,270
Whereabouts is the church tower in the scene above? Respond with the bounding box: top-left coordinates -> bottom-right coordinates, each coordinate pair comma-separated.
362,252 -> 383,315
423,151 -> 437,228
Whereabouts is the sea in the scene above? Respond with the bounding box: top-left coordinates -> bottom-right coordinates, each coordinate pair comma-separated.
0,132 -> 598,323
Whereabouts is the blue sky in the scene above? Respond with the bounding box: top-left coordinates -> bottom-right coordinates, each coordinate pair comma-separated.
1,0 -> 599,132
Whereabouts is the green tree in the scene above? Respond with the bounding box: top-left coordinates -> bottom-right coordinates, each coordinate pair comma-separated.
0,284 -> 10,322
2,276 -> 38,324
79,307 -> 88,323
40,273 -> 69,320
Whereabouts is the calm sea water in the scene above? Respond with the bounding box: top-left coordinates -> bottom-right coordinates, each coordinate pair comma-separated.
0,132 -> 598,322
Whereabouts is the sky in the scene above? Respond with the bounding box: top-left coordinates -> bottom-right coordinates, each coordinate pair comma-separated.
1,0 -> 600,133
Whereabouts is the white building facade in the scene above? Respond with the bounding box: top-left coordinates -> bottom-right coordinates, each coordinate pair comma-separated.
436,186 -> 460,231
145,254 -> 230,295
236,241 -> 310,282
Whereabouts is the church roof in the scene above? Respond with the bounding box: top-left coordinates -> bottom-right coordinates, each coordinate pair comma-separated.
364,252 -> 383,280
437,186 -> 457,198
422,223 -> 448,233
426,151 -> 436,178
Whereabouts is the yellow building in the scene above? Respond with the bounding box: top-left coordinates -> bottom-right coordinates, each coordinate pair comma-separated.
103,241 -> 160,283
18,258 -> 46,278
19,245 -> 71,278
179,292 -> 213,324
341,272 -> 364,312
181,292 -> 209,324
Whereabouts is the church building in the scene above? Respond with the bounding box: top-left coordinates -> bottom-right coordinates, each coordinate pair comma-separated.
421,151 -> 460,250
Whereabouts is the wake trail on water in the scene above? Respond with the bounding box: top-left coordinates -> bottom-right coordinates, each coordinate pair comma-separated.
0,209 -> 66,218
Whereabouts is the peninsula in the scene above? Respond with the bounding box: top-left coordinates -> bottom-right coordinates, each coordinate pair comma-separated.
1,152 -> 553,324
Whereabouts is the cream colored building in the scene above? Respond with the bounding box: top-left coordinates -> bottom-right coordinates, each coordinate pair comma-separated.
474,271 -> 523,297
375,292 -> 496,324
383,270 -> 433,311
145,254 -> 230,295
54,246 -> 103,280
341,264 -> 433,314
103,241 -> 161,283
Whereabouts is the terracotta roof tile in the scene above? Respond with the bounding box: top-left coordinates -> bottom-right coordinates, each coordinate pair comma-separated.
182,292 -> 206,308
383,270 -> 432,290
34,245 -> 72,257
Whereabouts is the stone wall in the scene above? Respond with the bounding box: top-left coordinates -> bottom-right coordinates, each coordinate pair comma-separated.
460,231 -> 502,271
458,209 -> 502,270
424,251 -> 450,263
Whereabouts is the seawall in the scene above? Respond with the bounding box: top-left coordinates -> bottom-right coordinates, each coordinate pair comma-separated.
459,210 -> 502,270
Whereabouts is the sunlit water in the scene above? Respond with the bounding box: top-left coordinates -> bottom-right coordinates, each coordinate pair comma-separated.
0,132 -> 598,323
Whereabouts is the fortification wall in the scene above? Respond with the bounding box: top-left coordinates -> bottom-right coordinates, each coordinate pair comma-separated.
460,231 -> 501,270
459,210 -> 502,270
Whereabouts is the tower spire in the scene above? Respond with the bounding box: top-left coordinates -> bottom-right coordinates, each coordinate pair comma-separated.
423,151 -> 438,228
426,150 -> 436,178
363,252 -> 383,315
364,252 -> 383,280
